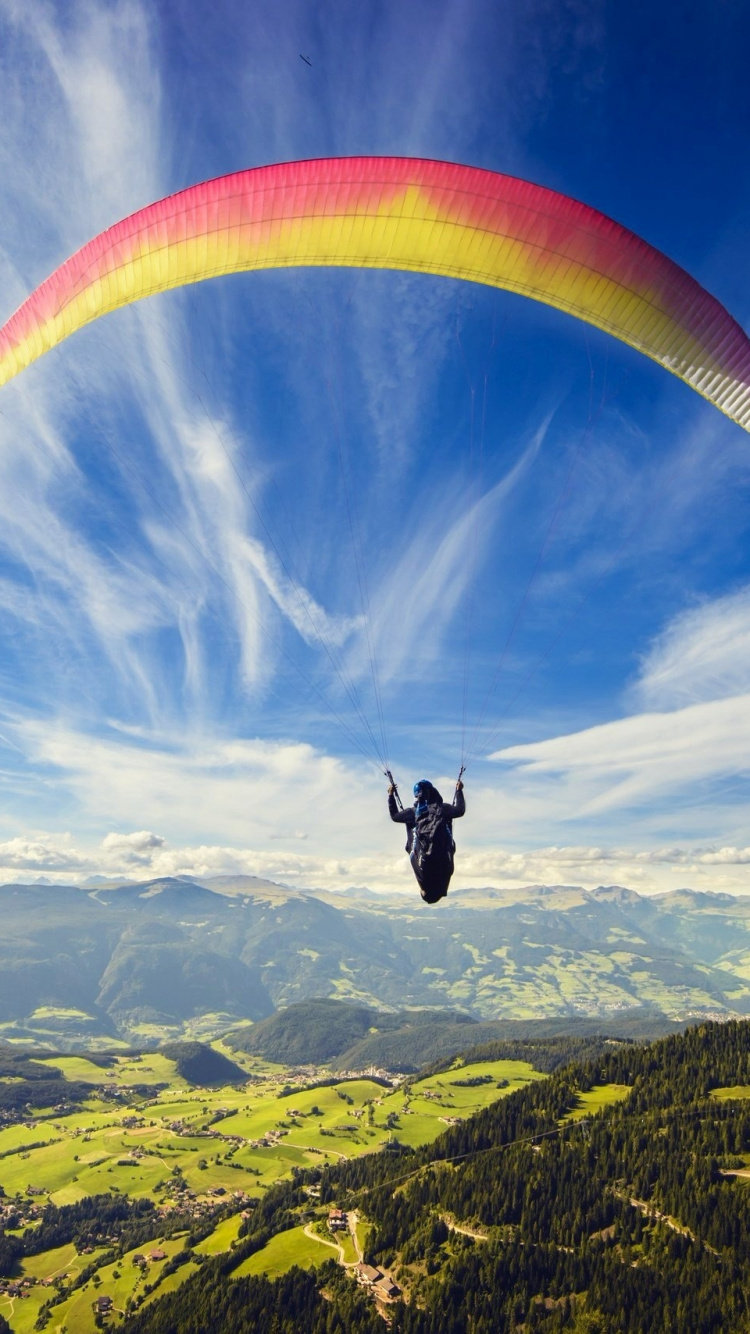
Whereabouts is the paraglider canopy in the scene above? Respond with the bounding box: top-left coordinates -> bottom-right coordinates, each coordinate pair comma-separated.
0,156 -> 749,432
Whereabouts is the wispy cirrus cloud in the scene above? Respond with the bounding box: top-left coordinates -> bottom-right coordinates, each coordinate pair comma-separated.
362,417 -> 548,685
491,574 -> 750,837
0,0 -> 374,731
633,585 -> 750,711
0,0 -> 619,746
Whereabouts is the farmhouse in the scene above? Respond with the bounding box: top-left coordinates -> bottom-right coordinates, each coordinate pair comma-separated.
355,1264 -> 400,1298
328,1207 -> 348,1231
355,1263 -> 382,1285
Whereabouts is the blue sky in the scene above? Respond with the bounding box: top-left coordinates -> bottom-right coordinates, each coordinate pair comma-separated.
1,0 -> 750,894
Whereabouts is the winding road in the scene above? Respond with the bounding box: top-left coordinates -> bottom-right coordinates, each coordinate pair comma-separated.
303,1210 -> 364,1268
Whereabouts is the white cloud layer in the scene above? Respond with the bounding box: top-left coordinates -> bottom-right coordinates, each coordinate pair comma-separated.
491,578 -> 750,836
6,827 -> 750,897
497,694 -> 750,815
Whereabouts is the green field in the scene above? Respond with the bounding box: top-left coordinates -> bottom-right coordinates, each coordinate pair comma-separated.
0,1050 -> 544,1330
383,1059 -> 546,1146
194,1214 -> 243,1256
338,1230 -> 359,1265
0,1284 -> 49,1334
711,1085 -> 750,1101
48,1234 -> 193,1330
0,1056 -> 543,1208
32,1054 -> 188,1090
564,1084 -> 632,1122
232,1223 -> 331,1279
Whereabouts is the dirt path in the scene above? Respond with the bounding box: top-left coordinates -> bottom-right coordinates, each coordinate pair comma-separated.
442,1215 -> 488,1242
304,1219 -> 364,1269
628,1197 -> 695,1240
303,1223 -> 344,1263
348,1210 -> 364,1262
47,1261 -> 80,1282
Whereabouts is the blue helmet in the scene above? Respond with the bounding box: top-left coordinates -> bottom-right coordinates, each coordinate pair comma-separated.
413,780 -> 430,798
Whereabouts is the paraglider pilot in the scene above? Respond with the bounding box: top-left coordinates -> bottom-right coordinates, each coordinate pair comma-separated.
388,778 -> 465,904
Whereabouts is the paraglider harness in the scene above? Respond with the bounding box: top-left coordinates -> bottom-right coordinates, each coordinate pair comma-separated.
386,767 -> 464,904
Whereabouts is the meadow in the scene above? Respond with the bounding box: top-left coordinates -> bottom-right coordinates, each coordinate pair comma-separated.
563,1083 -> 632,1122
0,1048 -> 545,1332
710,1085 -> 750,1101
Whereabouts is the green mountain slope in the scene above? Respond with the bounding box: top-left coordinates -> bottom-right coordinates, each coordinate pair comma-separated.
227,1000 -> 686,1072
227,1000 -> 480,1067
3,877 -> 750,1044
119,1019 -> 750,1334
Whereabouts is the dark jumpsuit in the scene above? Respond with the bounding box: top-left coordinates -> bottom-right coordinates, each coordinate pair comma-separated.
388,787 -> 466,904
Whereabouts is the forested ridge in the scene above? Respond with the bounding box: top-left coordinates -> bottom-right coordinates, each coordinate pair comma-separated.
119,1021 -> 750,1333
226,997 -> 687,1074
420,1034 -> 633,1076
158,1040 -> 246,1085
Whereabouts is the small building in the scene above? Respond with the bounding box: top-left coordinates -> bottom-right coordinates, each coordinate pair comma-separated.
356,1263 -> 382,1285
149,1248 -> 167,1262
328,1208 -> 348,1232
95,1294 -> 114,1312
375,1275 -> 401,1299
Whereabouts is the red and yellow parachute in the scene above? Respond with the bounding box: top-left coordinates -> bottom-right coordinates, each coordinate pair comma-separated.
0,156 -> 748,430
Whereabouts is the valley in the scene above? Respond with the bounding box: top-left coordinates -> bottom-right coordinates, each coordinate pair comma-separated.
0,1040 -> 543,1332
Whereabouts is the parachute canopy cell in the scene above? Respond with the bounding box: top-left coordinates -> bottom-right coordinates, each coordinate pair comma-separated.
1,156 -> 749,430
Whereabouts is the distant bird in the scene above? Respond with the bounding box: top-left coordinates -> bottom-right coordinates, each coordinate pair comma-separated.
299,53 -> 312,65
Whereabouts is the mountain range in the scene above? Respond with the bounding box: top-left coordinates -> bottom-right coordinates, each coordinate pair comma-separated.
2,875 -> 750,1046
